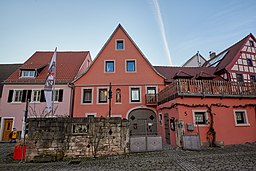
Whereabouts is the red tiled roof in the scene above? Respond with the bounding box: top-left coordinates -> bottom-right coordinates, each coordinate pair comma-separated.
196,71 -> 215,79
173,70 -> 193,78
0,64 -> 21,97
5,51 -> 89,84
203,34 -> 254,73
154,66 -> 218,83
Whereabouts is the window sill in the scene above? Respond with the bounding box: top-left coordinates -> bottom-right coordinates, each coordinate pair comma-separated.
30,101 -> 41,104
126,71 -> 136,73
195,124 -> 209,127
11,102 -> 22,104
130,101 -> 141,104
235,123 -> 250,127
81,102 -> 93,105
104,72 -> 115,73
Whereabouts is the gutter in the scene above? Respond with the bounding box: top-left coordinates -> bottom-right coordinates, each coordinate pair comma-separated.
68,82 -> 75,118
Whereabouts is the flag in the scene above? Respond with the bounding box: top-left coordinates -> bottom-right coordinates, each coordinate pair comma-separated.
44,47 -> 57,113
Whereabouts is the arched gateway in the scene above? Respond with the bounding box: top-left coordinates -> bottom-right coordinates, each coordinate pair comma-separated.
128,108 -> 157,136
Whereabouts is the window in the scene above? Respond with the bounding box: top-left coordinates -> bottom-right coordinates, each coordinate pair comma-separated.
247,59 -> 253,66
85,113 -> 96,118
53,90 -> 59,102
21,70 -> 36,78
250,75 -> 256,82
13,90 -> 23,102
147,87 -> 156,95
82,89 -> 93,103
236,74 -> 244,82
234,110 -> 249,125
116,40 -> 124,50
126,60 -> 136,72
116,88 -> 121,103
194,111 -> 208,125
130,87 -> 140,103
249,40 -> 254,47
98,88 -> 108,103
32,90 -> 41,102
159,113 -> 163,126
105,61 -> 115,72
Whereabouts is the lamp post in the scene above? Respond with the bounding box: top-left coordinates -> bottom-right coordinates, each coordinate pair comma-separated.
108,82 -> 112,118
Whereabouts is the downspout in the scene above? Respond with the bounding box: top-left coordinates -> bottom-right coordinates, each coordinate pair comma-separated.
68,83 -> 75,117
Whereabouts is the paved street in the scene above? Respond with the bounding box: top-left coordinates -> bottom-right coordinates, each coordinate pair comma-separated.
1,142 -> 256,171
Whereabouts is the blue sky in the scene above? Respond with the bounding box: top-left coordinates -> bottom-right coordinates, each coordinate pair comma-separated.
1,0 -> 256,66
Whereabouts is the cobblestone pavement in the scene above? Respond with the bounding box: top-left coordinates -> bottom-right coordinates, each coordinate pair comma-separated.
1,142 -> 256,171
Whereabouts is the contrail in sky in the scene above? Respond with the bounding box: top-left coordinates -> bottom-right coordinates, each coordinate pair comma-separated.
153,0 -> 172,65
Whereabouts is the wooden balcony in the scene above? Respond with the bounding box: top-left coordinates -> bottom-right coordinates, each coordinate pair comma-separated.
158,79 -> 256,104
145,94 -> 158,105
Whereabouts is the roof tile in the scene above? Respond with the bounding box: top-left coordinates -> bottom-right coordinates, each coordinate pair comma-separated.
5,51 -> 89,84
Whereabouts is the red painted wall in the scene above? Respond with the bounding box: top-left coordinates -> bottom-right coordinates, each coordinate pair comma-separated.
158,97 -> 256,146
73,25 -> 165,118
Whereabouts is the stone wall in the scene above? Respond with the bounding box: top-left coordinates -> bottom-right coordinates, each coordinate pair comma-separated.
26,117 -> 129,162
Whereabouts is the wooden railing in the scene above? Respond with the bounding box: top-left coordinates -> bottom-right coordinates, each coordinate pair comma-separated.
145,94 -> 158,105
158,79 -> 256,104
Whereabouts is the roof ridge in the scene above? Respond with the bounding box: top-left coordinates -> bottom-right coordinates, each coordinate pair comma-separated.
35,51 -> 89,53
154,66 -> 206,69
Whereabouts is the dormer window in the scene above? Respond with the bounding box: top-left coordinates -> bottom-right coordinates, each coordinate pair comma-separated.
20,70 -> 36,78
249,40 -> 254,47
116,40 -> 124,50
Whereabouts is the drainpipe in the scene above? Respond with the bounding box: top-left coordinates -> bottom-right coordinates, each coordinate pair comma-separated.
68,83 -> 75,117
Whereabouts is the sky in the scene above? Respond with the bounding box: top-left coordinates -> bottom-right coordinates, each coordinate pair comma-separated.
0,0 -> 256,66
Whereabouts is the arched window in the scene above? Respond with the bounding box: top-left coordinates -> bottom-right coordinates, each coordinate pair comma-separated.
116,88 -> 121,103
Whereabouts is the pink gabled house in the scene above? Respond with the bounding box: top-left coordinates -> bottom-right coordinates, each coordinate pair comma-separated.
0,51 -> 92,141
72,24 -> 166,136
155,33 -> 256,147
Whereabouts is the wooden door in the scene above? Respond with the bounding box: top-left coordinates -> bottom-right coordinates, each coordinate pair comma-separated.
2,119 -> 13,141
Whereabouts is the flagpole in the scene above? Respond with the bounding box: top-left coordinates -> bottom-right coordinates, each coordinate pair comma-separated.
52,78 -> 55,116
52,47 -> 57,116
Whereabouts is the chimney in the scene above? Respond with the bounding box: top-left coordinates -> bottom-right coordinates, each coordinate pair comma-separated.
209,51 -> 216,59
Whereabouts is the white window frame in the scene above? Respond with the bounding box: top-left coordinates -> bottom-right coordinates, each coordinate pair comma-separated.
97,87 -> 109,104
129,86 -> 141,103
85,113 -> 97,117
21,70 -> 36,78
125,59 -> 136,73
145,86 -> 158,94
81,88 -> 94,104
115,39 -> 125,50
12,89 -> 23,103
112,114 -> 122,118
104,60 -> 115,73
233,110 -> 250,126
115,88 -> 122,104
192,110 -> 208,126
52,89 -> 60,103
31,89 -> 41,103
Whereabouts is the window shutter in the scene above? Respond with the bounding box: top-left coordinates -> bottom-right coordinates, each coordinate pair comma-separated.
58,89 -> 63,102
27,90 -> 32,101
7,90 -> 14,103
40,90 -> 46,102
21,90 -> 27,102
